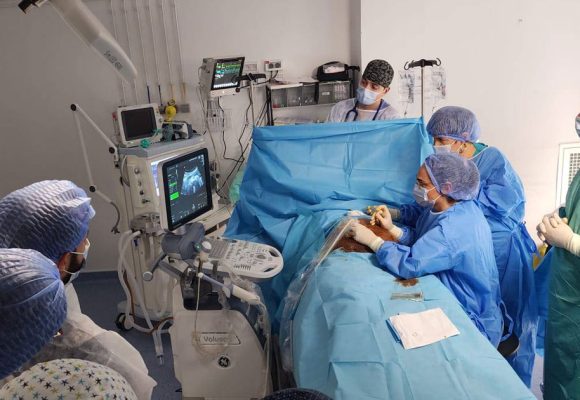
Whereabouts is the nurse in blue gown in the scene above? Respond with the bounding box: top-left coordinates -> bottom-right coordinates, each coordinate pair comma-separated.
424,106 -> 538,386
349,153 -> 503,346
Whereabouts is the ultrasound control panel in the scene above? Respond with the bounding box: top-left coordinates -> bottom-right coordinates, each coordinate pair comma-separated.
202,237 -> 283,281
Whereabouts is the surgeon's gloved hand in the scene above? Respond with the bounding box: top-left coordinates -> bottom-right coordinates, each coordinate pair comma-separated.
547,215 -> 580,256
537,215 -> 557,242
536,220 -> 546,242
536,211 -> 560,241
547,213 -> 567,227
538,215 -> 580,256
375,213 -> 403,241
367,205 -> 401,222
347,223 -> 384,252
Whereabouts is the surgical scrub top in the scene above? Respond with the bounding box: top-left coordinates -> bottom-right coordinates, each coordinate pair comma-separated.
327,98 -> 401,122
377,200 -> 503,346
544,170 -> 580,399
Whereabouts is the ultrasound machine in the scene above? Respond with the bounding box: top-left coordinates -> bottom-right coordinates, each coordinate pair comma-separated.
134,148 -> 283,400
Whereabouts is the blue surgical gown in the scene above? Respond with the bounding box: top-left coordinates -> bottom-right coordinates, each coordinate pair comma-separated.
471,146 -> 538,386
378,200 -> 503,346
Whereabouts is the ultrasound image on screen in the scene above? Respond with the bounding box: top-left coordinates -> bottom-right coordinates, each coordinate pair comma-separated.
182,167 -> 204,196
165,153 -> 210,227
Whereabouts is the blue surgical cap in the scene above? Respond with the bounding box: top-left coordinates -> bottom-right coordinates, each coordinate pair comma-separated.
0,180 -> 95,262
0,248 -> 67,379
424,153 -> 480,201
426,106 -> 481,142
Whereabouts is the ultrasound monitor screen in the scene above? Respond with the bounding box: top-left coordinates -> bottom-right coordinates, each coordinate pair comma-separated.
121,107 -> 157,141
161,148 -> 212,231
211,57 -> 244,90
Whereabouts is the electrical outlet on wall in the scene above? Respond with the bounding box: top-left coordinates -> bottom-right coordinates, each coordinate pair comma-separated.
264,59 -> 283,72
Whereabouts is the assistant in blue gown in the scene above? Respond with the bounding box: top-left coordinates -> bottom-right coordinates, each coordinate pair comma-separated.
386,203 -> 503,346
426,106 -> 538,386
353,153 -> 503,346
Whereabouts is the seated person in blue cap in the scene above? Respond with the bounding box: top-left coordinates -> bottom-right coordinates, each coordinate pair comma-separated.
0,180 -> 94,314
0,248 -> 67,382
327,59 -> 400,122
348,153 -> 503,346
0,180 -> 157,399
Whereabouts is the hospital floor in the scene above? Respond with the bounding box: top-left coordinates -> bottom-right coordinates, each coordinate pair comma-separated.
75,273 -> 182,399
76,273 -> 546,399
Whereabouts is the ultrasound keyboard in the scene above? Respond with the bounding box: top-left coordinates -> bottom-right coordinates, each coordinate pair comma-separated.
202,237 -> 283,281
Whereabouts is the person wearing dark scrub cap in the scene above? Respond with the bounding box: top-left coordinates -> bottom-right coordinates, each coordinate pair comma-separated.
327,59 -> 400,122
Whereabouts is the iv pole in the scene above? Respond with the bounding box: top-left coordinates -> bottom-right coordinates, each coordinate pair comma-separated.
403,58 -> 442,117
70,103 -> 121,233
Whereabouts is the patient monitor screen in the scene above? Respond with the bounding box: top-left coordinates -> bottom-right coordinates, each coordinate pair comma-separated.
161,149 -> 212,231
211,57 -> 244,90
121,107 -> 158,141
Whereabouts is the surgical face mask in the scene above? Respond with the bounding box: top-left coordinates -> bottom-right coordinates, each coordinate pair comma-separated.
433,144 -> 452,153
434,138 -> 461,153
64,238 -> 90,285
70,238 -> 90,260
63,268 -> 81,285
356,86 -> 381,105
63,258 -> 85,285
413,184 -> 437,207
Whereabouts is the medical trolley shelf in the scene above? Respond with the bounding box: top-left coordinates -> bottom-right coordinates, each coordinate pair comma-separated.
266,81 -> 351,125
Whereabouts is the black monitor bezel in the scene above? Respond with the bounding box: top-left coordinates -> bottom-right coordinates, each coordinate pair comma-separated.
210,57 -> 245,91
161,148 -> 213,231
121,107 -> 158,141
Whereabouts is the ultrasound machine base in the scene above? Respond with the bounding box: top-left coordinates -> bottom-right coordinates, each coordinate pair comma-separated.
170,285 -> 271,400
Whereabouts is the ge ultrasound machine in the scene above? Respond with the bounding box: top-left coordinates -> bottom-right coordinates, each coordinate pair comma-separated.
137,148 -> 284,399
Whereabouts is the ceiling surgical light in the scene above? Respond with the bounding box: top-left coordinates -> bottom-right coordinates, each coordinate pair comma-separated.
18,0 -> 138,82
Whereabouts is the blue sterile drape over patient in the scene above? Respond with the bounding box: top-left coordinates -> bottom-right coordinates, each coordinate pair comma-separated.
225,119 -> 433,319
293,248 -> 535,400
224,120 -> 535,399
226,119 -> 431,246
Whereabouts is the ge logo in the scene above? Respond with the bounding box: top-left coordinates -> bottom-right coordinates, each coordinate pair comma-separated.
217,356 -> 231,368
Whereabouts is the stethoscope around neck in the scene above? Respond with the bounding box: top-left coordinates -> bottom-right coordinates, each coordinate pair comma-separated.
344,99 -> 384,122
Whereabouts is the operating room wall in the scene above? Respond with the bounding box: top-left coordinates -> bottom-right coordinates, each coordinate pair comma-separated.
175,0 -> 354,186
0,0 -> 354,271
360,0 -> 580,239
0,1 -> 122,273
